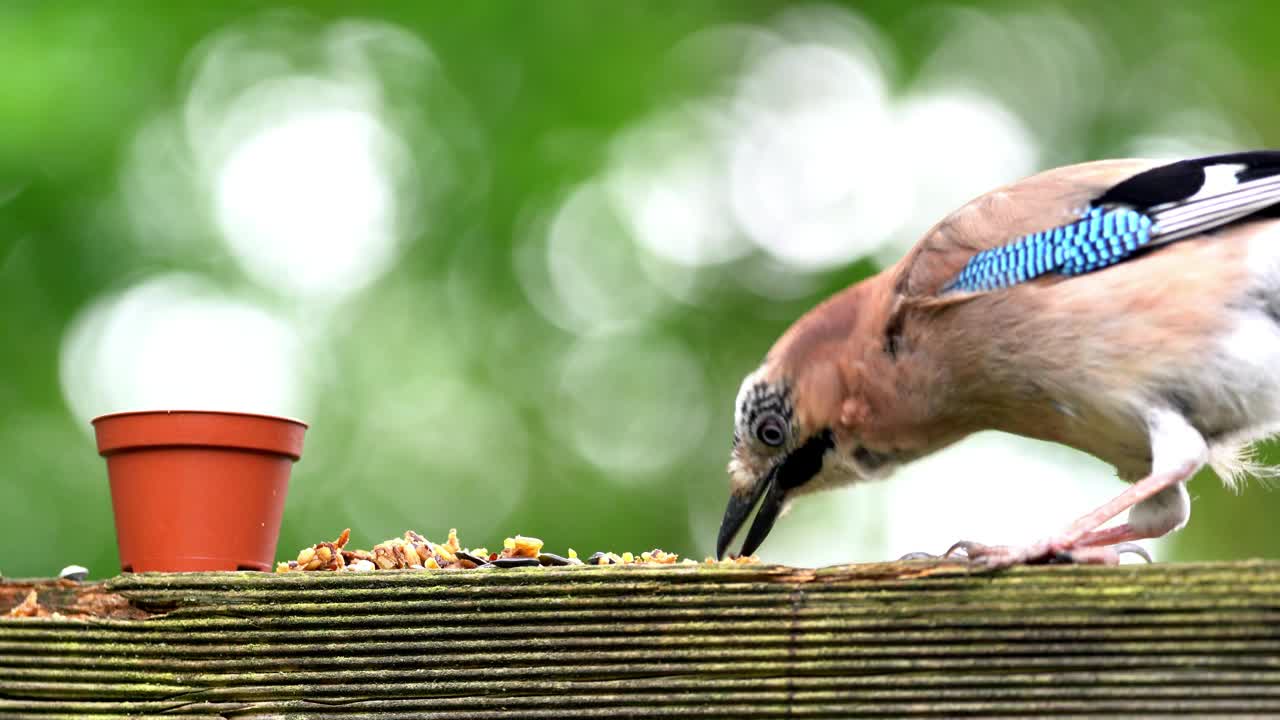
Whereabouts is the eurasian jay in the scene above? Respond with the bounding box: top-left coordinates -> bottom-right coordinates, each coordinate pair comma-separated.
717,151 -> 1280,566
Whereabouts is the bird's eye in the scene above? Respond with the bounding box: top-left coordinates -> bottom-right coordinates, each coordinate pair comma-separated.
754,414 -> 787,447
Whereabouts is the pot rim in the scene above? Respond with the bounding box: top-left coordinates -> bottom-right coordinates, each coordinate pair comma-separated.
91,409 -> 308,429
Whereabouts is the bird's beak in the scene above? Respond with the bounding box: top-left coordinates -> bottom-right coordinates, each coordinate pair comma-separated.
716,430 -> 834,559
715,465 -> 782,560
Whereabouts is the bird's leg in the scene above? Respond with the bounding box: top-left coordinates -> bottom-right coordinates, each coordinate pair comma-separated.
1073,479 -> 1193,550
945,462 -> 1191,567
951,409 -> 1207,568
1071,523 -> 1174,552
1073,524 -> 1145,547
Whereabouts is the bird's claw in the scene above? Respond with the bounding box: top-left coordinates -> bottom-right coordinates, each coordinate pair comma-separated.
1109,542 -> 1154,564
937,539 -> 1153,568
895,551 -> 939,561
895,539 -> 1153,567
944,540 -> 982,560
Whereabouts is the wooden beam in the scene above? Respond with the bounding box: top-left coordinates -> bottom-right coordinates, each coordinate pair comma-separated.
3,561 -> 1280,717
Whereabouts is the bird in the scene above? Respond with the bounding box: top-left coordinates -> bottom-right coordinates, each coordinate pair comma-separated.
716,150 -> 1280,567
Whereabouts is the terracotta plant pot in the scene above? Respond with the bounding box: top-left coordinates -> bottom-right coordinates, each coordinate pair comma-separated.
92,410 -> 307,573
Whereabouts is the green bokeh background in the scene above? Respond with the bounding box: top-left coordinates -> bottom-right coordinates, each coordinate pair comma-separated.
3,0 -> 1279,578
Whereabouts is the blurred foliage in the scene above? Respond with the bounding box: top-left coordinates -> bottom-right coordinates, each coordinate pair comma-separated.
3,0 -> 1280,578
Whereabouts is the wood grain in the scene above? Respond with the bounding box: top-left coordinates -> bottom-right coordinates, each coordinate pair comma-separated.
3,561 -> 1280,718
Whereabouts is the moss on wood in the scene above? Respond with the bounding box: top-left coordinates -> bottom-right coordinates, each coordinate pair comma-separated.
3,561 -> 1280,717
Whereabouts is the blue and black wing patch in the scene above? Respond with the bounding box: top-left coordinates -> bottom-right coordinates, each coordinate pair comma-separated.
945,207 -> 1154,293
944,150 -> 1280,294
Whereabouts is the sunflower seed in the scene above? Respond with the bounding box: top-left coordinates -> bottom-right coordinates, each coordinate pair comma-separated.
490,557 -> 542,568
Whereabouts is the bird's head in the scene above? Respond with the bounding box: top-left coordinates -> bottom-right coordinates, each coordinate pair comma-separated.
716,280 -> 910,559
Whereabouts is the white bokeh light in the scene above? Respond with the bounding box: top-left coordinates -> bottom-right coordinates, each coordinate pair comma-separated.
214,101 -> 406,301
874,88 -> 1039,261
729,42 -> 907,269
732,254 -> 828,301
516,182 -> 668,336
119,112 -> 211,259
606,105 -> 748,268
596,5 -> 1040,277
1124,108 -> 1255,161
557,335 -> 711,480
59,274 -> 307,424
123,17 -> 449,306
911,7 -> 1106,154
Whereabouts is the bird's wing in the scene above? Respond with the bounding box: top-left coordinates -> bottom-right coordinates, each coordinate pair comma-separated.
894,151 -> 1280,299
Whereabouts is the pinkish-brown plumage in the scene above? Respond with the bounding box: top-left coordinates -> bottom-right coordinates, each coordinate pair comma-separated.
719,151 -> 1280,565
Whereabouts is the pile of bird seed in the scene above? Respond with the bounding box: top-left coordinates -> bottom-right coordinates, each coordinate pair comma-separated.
275,528 -> 760,572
